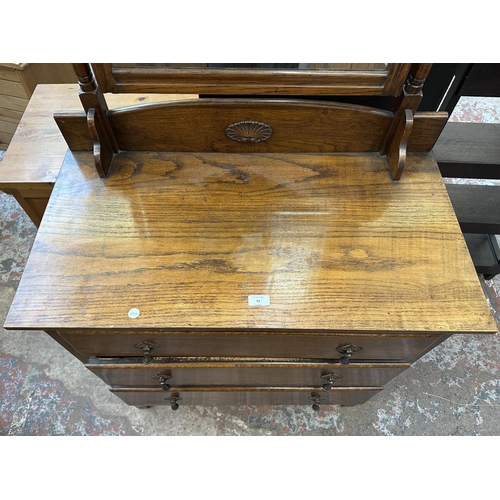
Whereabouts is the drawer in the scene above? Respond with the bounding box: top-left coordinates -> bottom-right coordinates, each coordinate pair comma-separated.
87,357 -> 410,388
58,330 -> 445,362
111,386 -> 382,408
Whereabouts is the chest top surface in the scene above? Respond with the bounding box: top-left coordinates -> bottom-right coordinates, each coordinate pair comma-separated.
4,150 -> 496,334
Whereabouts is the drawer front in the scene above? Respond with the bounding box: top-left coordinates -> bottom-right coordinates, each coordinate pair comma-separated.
87,358 -> 410,388
111,386 -> 382,408
59,331 -> 444,362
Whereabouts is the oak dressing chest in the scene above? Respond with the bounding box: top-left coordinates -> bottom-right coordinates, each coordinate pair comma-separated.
4,64 -> 497,411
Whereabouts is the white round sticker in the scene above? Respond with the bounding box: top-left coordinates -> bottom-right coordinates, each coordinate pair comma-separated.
128,308 -> 140,319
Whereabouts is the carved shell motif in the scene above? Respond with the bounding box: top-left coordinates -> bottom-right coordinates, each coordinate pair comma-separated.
225,121 -> 272,143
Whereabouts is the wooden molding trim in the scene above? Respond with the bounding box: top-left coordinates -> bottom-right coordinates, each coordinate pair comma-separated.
91,63 -> 412,96
56,98 -> 395,155
55,108 -> 449,156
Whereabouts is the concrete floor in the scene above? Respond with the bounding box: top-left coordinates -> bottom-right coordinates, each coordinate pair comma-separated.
1,98 -> 500,436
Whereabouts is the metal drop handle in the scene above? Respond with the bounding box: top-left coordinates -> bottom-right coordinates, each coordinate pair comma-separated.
169,395 -> 182,411
152,373 -> 172,391
320,372 -> 342,391
309,395 -> 325,412
134,341 -> 159,364
336,344 -> 363,366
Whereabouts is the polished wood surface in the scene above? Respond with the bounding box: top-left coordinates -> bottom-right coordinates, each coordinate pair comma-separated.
56,99 -> 393,153
72,64 -> 119,177
59,64 -> 440,180
0,64 -> 76,149
0,84 -> 197,186
111,386 -> 382,407
5,150 -> 496,335
0,84 -> 197,225
386,109 -> 413,180
0,82 -> 446,226
4,71 -> 496,409
59,331 -> 443,360
55,107 -> 447,155
91,63 -> 411,96
109,99 -> 393,153
408,112 -> 448,152
87,357 -> 410,387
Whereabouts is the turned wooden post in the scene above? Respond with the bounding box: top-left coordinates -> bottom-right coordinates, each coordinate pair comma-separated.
381,64 -> 433,179
393,63 -> 434,115
72,63 -> 119,177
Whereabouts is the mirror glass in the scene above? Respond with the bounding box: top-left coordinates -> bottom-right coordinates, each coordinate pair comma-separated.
111,63 -> 387,71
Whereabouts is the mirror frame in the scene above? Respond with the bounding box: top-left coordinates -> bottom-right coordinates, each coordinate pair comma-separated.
91,63 -> 412,96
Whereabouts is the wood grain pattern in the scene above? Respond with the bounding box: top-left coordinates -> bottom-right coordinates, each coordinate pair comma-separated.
1,187 -> 50,227
0,79 -> 27,98
4,150 -> 496,335
0,84 -> 197,187
108,99 -> 393,153
386,109 -> 413,180
110,386 -> 382,407
0,107 -> 24,122
73,64 -> 119,178
16,63 -> 76,95
59,331 -> 443,360
55,108 -> 448,155
0,94 -> 29,112
0,64 -> 76,149
0,84 -> 197,224
408,112 -> 448,152
87,107 -> 116,177
391,63 -> 433,115
0,118 -> 19,135
91,63 -> 412,96
87,357 -> 409,387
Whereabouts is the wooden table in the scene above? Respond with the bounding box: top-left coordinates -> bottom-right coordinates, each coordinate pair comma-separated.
4,146 -> 496,409
0,64 -> 76,150
0,84 -> 196,226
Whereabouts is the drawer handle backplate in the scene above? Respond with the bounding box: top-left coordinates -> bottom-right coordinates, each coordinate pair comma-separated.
336,344 -> 363,366
134,341 -> 160,364
309,395 -> 326,412
320,372 -> 343,391
152,373 -> 172,391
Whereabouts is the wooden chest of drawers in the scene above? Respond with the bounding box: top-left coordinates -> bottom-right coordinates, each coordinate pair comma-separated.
5,150 -> 496,411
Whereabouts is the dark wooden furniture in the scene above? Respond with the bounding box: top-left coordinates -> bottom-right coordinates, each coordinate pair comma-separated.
4,64 -> 496,410
431,63 -> 500,280
55,63 -> 445,181
91,63 -> 412,96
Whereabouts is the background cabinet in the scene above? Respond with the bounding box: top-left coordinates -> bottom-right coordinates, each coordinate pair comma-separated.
430,63 -> 500,279
0,63 -> 76,150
